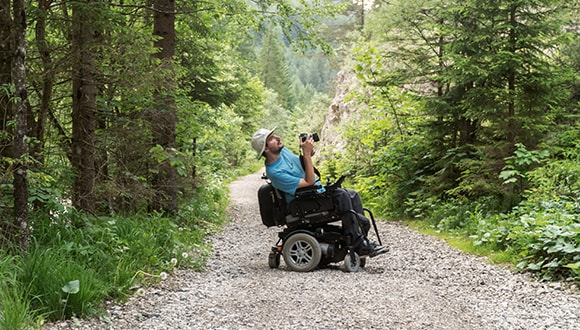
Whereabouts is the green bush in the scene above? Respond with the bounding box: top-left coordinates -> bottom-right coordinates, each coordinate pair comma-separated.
509,204 -> 580,281
416,192 -> 580,283
508,154 -> 580,281
464,200 -> 580,282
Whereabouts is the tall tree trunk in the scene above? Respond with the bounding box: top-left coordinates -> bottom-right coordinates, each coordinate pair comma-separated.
0,0 -> 13,168
506,5 -> 517,152
71,0 -> 97,213
12,0 -> 29,252
0,0 -> 13,248
151,0 -> 177,214
31,0 -> 54,167
458,117 -> 477,145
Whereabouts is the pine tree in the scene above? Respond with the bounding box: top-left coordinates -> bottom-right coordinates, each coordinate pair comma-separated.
256,28 -> 293,109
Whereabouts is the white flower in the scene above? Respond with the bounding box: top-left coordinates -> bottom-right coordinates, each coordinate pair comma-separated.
160,272 -> 168,280
181,252 -> 189,259
170,258 -> 178,265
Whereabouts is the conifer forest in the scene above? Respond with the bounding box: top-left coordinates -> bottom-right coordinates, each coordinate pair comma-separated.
0,0 -> 578,327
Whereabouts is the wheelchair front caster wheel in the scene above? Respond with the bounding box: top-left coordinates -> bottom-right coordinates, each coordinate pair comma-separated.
360,257 -> 367,268
268,252 -> 280,269
344,252 -> 360,272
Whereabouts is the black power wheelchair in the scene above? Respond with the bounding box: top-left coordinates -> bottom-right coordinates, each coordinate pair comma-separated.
257,174 -> 383,272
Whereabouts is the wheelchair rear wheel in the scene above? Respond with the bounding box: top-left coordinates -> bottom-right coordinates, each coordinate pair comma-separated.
283,233 -> 322,272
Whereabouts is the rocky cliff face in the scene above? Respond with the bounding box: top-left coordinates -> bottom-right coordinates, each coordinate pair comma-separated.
319,69 -> 366,158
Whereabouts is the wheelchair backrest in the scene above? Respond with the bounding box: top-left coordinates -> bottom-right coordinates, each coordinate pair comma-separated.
258,182 -> 340,228
257,183 -> 287,227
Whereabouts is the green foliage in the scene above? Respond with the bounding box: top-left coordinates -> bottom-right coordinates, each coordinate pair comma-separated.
252,0 -> 346,54
0,178 -> 228,325
149,145 -> 187,177
358,0 -> 572,198
416,139 -> 580,282
287,49 -> 336,97
360,135 -> 433,217
324,0 -> 580,285
322,61 -> 432,216
0,255 -> 40,330
19,247 -> 107,320
178,100 -> 260,181
470,202 -> 580,282
1,0 -> 352,328
513,211 -> 579,278
0,286 -> 39,330
256,27 -> 293,109
500,143 -> 550,186
526,159 -> 580,205
413,192 -> 580,283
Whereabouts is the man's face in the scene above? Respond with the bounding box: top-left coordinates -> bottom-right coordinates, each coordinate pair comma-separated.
265,133 -> 283,154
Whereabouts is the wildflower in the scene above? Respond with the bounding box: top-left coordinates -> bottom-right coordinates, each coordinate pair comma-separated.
182,252 -> 189,259
136,288 -> 145,296
170,258 -> 178,266
160,272 -> 168,280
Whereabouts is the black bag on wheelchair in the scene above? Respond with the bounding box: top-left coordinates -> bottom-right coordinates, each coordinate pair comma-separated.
258,184 -> 287,227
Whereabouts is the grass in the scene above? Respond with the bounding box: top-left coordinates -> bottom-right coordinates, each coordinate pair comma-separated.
405,219 -> 518,269
0,176 -> 232,329
0,254 -> 41,330
0,285 -> 40,330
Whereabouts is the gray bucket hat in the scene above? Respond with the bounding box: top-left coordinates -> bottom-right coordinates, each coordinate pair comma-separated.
251,127 -> 276,159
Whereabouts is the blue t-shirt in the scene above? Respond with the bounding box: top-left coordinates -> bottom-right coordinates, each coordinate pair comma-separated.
265,147 -> 324,202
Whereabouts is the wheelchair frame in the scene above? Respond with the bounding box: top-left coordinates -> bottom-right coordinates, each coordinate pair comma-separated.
258,175 -> 382,272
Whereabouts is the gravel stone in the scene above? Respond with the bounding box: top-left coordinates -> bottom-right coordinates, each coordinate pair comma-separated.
44,172 -> 580,330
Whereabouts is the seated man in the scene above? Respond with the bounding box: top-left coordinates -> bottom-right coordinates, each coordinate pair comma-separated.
252,127 -> 387,257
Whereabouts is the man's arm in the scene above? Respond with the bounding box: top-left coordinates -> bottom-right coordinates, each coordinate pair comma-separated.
297,136 -> 316,188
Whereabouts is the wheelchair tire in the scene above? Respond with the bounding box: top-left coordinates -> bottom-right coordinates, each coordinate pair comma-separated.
282,233 -> 322,272
268,252 -> 280,269
343,252 -> 360,272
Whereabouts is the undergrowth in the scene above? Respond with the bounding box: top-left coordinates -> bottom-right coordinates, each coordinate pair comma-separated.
0,179 -> 230,329
406,197 -> 580,285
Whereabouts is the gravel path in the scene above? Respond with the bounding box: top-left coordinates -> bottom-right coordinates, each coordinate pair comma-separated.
46,171 -> 580,330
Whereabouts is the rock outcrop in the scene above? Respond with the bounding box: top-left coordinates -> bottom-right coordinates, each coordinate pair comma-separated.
319,69 -> 366,158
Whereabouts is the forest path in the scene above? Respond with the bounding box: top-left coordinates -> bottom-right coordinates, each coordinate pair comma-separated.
47,171 -> 580,329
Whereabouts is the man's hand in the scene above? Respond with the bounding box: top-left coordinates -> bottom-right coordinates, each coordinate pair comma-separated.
300,135 -> 315,156
298,135 -> 316,188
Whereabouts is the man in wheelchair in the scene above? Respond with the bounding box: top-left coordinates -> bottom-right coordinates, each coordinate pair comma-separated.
252,127 -> 388,268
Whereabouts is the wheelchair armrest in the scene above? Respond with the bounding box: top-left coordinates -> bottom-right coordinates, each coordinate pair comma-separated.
325,175 -> 346,192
